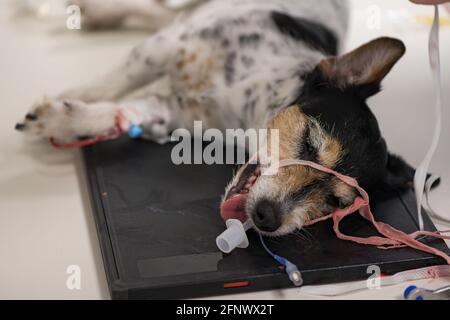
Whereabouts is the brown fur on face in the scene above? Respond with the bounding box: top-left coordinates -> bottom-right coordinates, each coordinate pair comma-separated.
245,105 -> 356,234
267,106 -> 342,167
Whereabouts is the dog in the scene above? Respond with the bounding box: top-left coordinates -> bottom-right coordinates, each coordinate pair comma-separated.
16,0 -> 416,237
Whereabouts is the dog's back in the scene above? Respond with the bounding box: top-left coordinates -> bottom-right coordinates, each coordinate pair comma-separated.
189,0 -> 349,43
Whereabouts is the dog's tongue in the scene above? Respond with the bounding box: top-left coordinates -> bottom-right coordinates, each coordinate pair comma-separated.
220,194 -> 248,223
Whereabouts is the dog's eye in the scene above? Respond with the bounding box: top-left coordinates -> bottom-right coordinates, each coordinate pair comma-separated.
326,195 -> 343,208
291,182 -> 318,201
306,140 -> 314,155
326,195 -> 338,207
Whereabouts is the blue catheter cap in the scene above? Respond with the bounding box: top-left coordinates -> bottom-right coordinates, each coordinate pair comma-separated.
128,124 -> 143,139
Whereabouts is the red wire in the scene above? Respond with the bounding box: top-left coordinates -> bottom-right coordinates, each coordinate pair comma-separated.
49,114 -> 124,149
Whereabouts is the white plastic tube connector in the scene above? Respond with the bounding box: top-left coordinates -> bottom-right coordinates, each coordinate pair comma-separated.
216,220 -> 252,254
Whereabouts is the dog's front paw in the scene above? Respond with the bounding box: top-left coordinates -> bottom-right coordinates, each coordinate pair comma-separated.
15,97 -> 116,143
15,98 -> 85,142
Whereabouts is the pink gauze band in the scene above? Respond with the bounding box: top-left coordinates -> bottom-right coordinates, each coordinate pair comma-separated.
271,159 -> 450,264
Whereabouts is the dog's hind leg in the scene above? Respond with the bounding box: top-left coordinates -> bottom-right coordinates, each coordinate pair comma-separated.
59,31 -> 176,103
70,0 -> 178,30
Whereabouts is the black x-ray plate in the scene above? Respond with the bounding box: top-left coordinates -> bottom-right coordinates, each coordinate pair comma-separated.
82,138 -> 449,300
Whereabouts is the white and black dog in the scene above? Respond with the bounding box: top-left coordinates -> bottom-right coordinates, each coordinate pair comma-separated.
16,0 -> 416,236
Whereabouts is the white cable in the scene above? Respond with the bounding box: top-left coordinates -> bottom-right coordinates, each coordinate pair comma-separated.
423,174 -> 450,226
414,5 -> 443,230
299,265 -> 450,297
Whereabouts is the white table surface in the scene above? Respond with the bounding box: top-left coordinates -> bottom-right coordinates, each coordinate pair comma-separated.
1,0 -> 450,300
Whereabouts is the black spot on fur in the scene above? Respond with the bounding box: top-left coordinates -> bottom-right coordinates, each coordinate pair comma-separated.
231,18 -> 247,26
224,52 -> 237,85
239,33 -> 262,47
268,42 -> 280,55
222,39 -> 230,48
199,26 -> 224,39
271,11 -> 338,55
239,75 -> 249,82
244,98 -> 258,120
241,55 -> 255,68
180,33 -> 188,41
63,101 -> 75,111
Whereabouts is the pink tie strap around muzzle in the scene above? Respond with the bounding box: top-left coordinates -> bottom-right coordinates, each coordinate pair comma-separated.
272,159 -> 450,264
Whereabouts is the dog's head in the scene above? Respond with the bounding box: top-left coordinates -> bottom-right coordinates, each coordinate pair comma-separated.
222,37 -> 415,236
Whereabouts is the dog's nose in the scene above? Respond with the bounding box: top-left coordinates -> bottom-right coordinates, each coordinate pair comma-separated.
252,200 -> 281,232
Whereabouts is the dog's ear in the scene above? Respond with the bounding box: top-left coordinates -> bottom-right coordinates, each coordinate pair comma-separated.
319,37 -> 406,99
